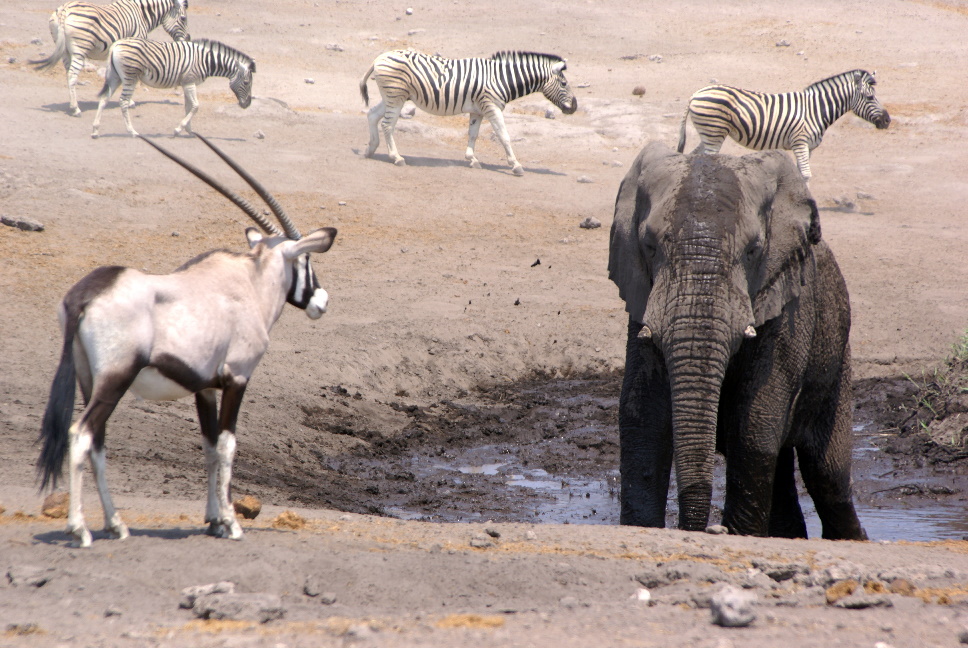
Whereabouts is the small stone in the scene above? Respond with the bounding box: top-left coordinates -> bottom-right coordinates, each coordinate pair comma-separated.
559,596 -> 579,609
1,215 -> 44,232
8,57 -> 17,64
647,54 -> 663,63
104,606 -> 122,617
325,43 -> 344,52
634,588 -> 651,603
524,530 -> 537,541
579,216 -> 601,229
319,592 -> 337,605
180,581 -> 235,609
405,7 -> 413,14
470,534 -> 494,548
632,85 -> 646,96
31,38 -> 42,45
193,593 -> 285,623
705,524 -> 728,535
776,39 -> 791,47
856,191 -> 875,200
233,495 -> 262,520
544,108 -> 556,119
304,78 -> 315,84
303,575 -> 323,597
833,593 -> 894,609
576,176 -> 593,184
710,585 -> 756,628
338,201 -> 347,206
959,629 -> 968,644
485,527 -> 501,538
171,231 -> 180,237
7,566 -> 54,588
407,29 -> 424,36
254,130 -> 266,139
888,578 -> 916,596
41,492 -> 69,519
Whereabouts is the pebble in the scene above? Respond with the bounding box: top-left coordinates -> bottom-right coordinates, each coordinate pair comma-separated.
1,215 -> 44,232
704,524 -> 728,535
576,176 -> 593,183
709,585 -> 756,627
254,130 -> 266,140
179,581 -> 235,609
304,78 -> 315,84
545,108 -> 556,119
325,43 -> 344,52
7,566 -> 54,588
579,216 -> 601,229
193,593 -> 286,623
470,533 -> 494,548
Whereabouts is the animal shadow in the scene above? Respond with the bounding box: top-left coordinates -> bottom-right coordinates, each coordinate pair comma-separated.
353,149 -> 565,176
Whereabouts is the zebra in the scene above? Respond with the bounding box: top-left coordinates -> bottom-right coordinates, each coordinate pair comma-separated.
91,37 -> 255,138
359,49 -> 578,176
33,0 -> 190,117
677,69 -> 890,179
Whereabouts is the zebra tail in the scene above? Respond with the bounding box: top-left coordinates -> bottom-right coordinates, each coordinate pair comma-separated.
37,313 -> 78,491
359,64 -> 374,106
31,11 -> 68,71
97,52 -> 120,100
676,106 -> 690,153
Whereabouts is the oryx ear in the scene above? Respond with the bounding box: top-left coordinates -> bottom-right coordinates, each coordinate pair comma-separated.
284,227 -> 337,259
608,142 -> 678,323
245,227 -> 264,248
744,152 -> 821,327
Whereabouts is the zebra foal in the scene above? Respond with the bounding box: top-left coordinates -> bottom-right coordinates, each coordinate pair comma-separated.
91,37 -> 255,138
33,0 -> 189,117
678,69 -> 890,179
360,49 -> 577,175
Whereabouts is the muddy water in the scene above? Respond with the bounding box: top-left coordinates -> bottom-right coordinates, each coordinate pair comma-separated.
374,377 -> 968,542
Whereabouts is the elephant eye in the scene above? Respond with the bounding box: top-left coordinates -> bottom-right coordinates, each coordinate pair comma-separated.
745,239 -> 763,261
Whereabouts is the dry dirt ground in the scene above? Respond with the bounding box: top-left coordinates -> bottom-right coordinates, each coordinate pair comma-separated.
2,0 -> 968,646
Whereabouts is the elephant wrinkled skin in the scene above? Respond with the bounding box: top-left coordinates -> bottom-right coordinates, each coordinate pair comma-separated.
608,142 -> 866,540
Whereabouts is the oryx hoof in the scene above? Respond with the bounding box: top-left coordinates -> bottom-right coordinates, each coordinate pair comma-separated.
90,130 -> 99,139
206,520 -> 244,540
69,525 -> 93,548
393,158 -> 407,167
512,164 -> 525,176
105,519 -> 130,540
363,145 -> 377,158
69,107 -> 81,117
469,159 -> 482,170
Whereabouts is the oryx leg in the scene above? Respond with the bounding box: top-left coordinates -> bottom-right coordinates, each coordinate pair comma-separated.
174,84 -> 198,136
465,113 -> 483,169
67,375 -> 135,548
198,381 -> 247,540
482,104 -> 523,176
364,99 -> 384,158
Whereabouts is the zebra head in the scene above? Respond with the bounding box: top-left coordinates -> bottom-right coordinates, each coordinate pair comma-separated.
543,57 -> 578,115
162,0 -> 191,42
230,57 -> 256,109
851,70 -> 890,130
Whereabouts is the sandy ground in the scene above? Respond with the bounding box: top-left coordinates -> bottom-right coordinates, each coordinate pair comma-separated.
2,0 -> 968,645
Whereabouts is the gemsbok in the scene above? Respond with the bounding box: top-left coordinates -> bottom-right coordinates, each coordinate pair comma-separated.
37,133 -> 337,548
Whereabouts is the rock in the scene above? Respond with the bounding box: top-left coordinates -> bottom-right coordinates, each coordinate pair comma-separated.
776,39 -> 791,47
544,108 -> 556,119
750,559 -> 810,582
179,581 -> 235,609
41,492 -> 68,519
104,606 -> 122,617
705,524 -> 728,535
193,593 -> 285,623
709,585 -> 756,628
634,588 -> 651,603
576,175 -> 593,183
833,593 -> 894,609
524,529 -> 538,541
8,57 -> 17,64
254,130 -> 265,139
407,29 -> 424,36
7,566 -> 54,588
857,191 -> 875,200
232,494 -> 262,519
405,7 -> 413,14
1,215 -> 44,232
325,43 -> 344,52
647,54 -> 663,63
470,533 -> 494,548
825,579 -> 858,604
319,592 -> 337,605
632,85 -> 646,96
579,216 -> 601,229
304,575 -> 323,597
485,527 -> 501,538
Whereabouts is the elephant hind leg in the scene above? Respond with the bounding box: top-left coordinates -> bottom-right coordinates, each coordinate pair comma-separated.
767,446 -> 807,538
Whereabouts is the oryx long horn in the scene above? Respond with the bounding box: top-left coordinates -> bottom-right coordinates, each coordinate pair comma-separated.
192,132 -> 302,240
138,135 -> 281,236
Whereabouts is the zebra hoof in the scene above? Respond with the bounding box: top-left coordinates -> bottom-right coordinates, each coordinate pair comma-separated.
69,108 -> 81,118
512,165 -> 525,176
393,158 -> 407,167
469,160 -> 482,170
90,131 -> 99,139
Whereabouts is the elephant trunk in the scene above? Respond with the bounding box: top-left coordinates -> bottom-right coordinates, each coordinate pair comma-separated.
664,318 -> 732,531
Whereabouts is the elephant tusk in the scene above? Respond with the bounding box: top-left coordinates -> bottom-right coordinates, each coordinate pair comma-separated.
743,325 -> 757,339
637,325 -> 653,340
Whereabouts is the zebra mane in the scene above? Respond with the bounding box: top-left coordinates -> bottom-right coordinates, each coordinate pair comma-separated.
490,51 -> 566,67
805,69 -> 872,91
192,38 -> 256,71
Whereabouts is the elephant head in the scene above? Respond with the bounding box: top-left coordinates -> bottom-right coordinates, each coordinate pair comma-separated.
608,142 -> 864,538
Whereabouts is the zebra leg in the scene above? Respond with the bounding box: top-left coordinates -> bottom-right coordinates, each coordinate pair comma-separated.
483,107 -> 523,176
364,100 -> 384,158
792,143 -> 812,180
380,101 -> 407,166
465,114 -> 483,169
174,84 -> 198,136
118,83 -> 140,138
66,54 -> 85,117
696,130 -> 727,155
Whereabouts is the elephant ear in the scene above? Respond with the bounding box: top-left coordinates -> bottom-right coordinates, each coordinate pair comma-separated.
608,142 -> 680,323
743,151 -> 822,327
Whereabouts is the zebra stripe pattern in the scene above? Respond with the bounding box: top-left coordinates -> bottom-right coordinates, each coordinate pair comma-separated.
91,38 -> 256,138
677,70 -> 890,179
33,0 -> 189,117
360,49 -> 577,175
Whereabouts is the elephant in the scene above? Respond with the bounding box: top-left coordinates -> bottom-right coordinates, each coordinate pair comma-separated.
607,141 -> 867,540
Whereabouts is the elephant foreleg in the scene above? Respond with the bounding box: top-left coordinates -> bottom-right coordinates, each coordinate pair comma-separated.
619,320 -> 673,527
767,446 -> 808,538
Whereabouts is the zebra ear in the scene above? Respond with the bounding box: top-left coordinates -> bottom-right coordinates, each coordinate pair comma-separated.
250,60 -> 257,74
551,60 -> 566,74
608,142 -> 678,323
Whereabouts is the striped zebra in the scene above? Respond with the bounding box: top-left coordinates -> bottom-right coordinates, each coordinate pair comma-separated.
91,38 -> 255,138
677,69 -> 890,179
33,0 -> 189,117
360,49 -> 577,176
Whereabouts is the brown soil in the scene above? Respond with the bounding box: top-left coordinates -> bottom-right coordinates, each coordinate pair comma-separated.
2,0 -> 968,646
